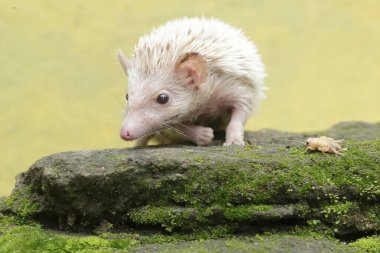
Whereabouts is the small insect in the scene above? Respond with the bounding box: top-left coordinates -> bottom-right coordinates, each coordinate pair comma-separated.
305,136 -> 346,155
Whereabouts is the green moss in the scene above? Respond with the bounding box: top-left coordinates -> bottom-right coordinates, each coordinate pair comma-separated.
286,226 -> 335,240
193,155 -> 206,163
307,219 -> 322,227
223,204 -> 271,221
0,215 -> 30,227
126,203 -> 316,235
321,201 -> 354,219
348,236 -> 380,253
118,140 -> 380,234
64,236 -> 113,252
166,140 -> 379,211
366,204 -> 380,226
0,219 -> 139,253
4,186 -> 41,220
128,205 -> 204,232
104,154 -> 128,161
0,225 -> 66,253
0,215 -> 234,252
170,161 -> 279,206
318,202 -> 380,234
0,214 -> 373,253
320,202 -> 354,233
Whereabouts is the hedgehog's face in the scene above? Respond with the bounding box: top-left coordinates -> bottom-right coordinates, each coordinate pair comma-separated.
120,84 -> 187,141
118,50 -> 208,142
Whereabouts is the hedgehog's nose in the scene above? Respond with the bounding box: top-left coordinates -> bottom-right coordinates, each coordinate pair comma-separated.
120,128 -> 133,141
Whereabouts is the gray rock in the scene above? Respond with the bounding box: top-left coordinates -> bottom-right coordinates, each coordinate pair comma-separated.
130,236 -> 358,253
5,122 -> 380,236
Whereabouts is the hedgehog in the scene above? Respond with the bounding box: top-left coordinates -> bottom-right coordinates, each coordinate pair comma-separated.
118,17 -> 266,146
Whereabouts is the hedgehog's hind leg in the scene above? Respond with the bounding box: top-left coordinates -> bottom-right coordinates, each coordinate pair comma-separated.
223,106 -> 248,146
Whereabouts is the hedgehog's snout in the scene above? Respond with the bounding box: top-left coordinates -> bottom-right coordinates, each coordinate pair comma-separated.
120,128 -> 134,141
120,108 -> 154,142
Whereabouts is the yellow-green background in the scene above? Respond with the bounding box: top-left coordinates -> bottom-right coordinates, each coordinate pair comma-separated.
1,0 -> 379,196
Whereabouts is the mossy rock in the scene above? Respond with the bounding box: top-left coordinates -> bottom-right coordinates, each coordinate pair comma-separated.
4,122 -> 380,237
1,218 -> 379,253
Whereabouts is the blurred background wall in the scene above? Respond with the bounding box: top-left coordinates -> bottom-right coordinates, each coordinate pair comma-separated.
1,0 -> 379,195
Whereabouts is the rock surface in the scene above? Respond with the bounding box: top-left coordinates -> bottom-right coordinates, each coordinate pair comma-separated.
130,236 -> 358,253
3,122 -> 380,239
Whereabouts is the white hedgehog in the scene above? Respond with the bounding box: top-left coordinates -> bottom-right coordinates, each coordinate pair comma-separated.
118,17 -> 266,146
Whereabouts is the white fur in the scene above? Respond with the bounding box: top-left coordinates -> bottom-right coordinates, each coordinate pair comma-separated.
120,17 -> 266,145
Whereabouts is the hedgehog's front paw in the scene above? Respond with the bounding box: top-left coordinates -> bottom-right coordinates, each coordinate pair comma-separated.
223,139 -> 245,146
191,126 -> 214,146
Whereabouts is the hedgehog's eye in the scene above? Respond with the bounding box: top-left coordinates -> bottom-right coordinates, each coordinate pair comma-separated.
157,93 -> 169,104
306,141 -> 309,145
125,93 -> 129,101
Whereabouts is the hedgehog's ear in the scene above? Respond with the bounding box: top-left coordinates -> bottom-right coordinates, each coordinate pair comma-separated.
175,52 -> 208,89
118,49 -> 131,75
